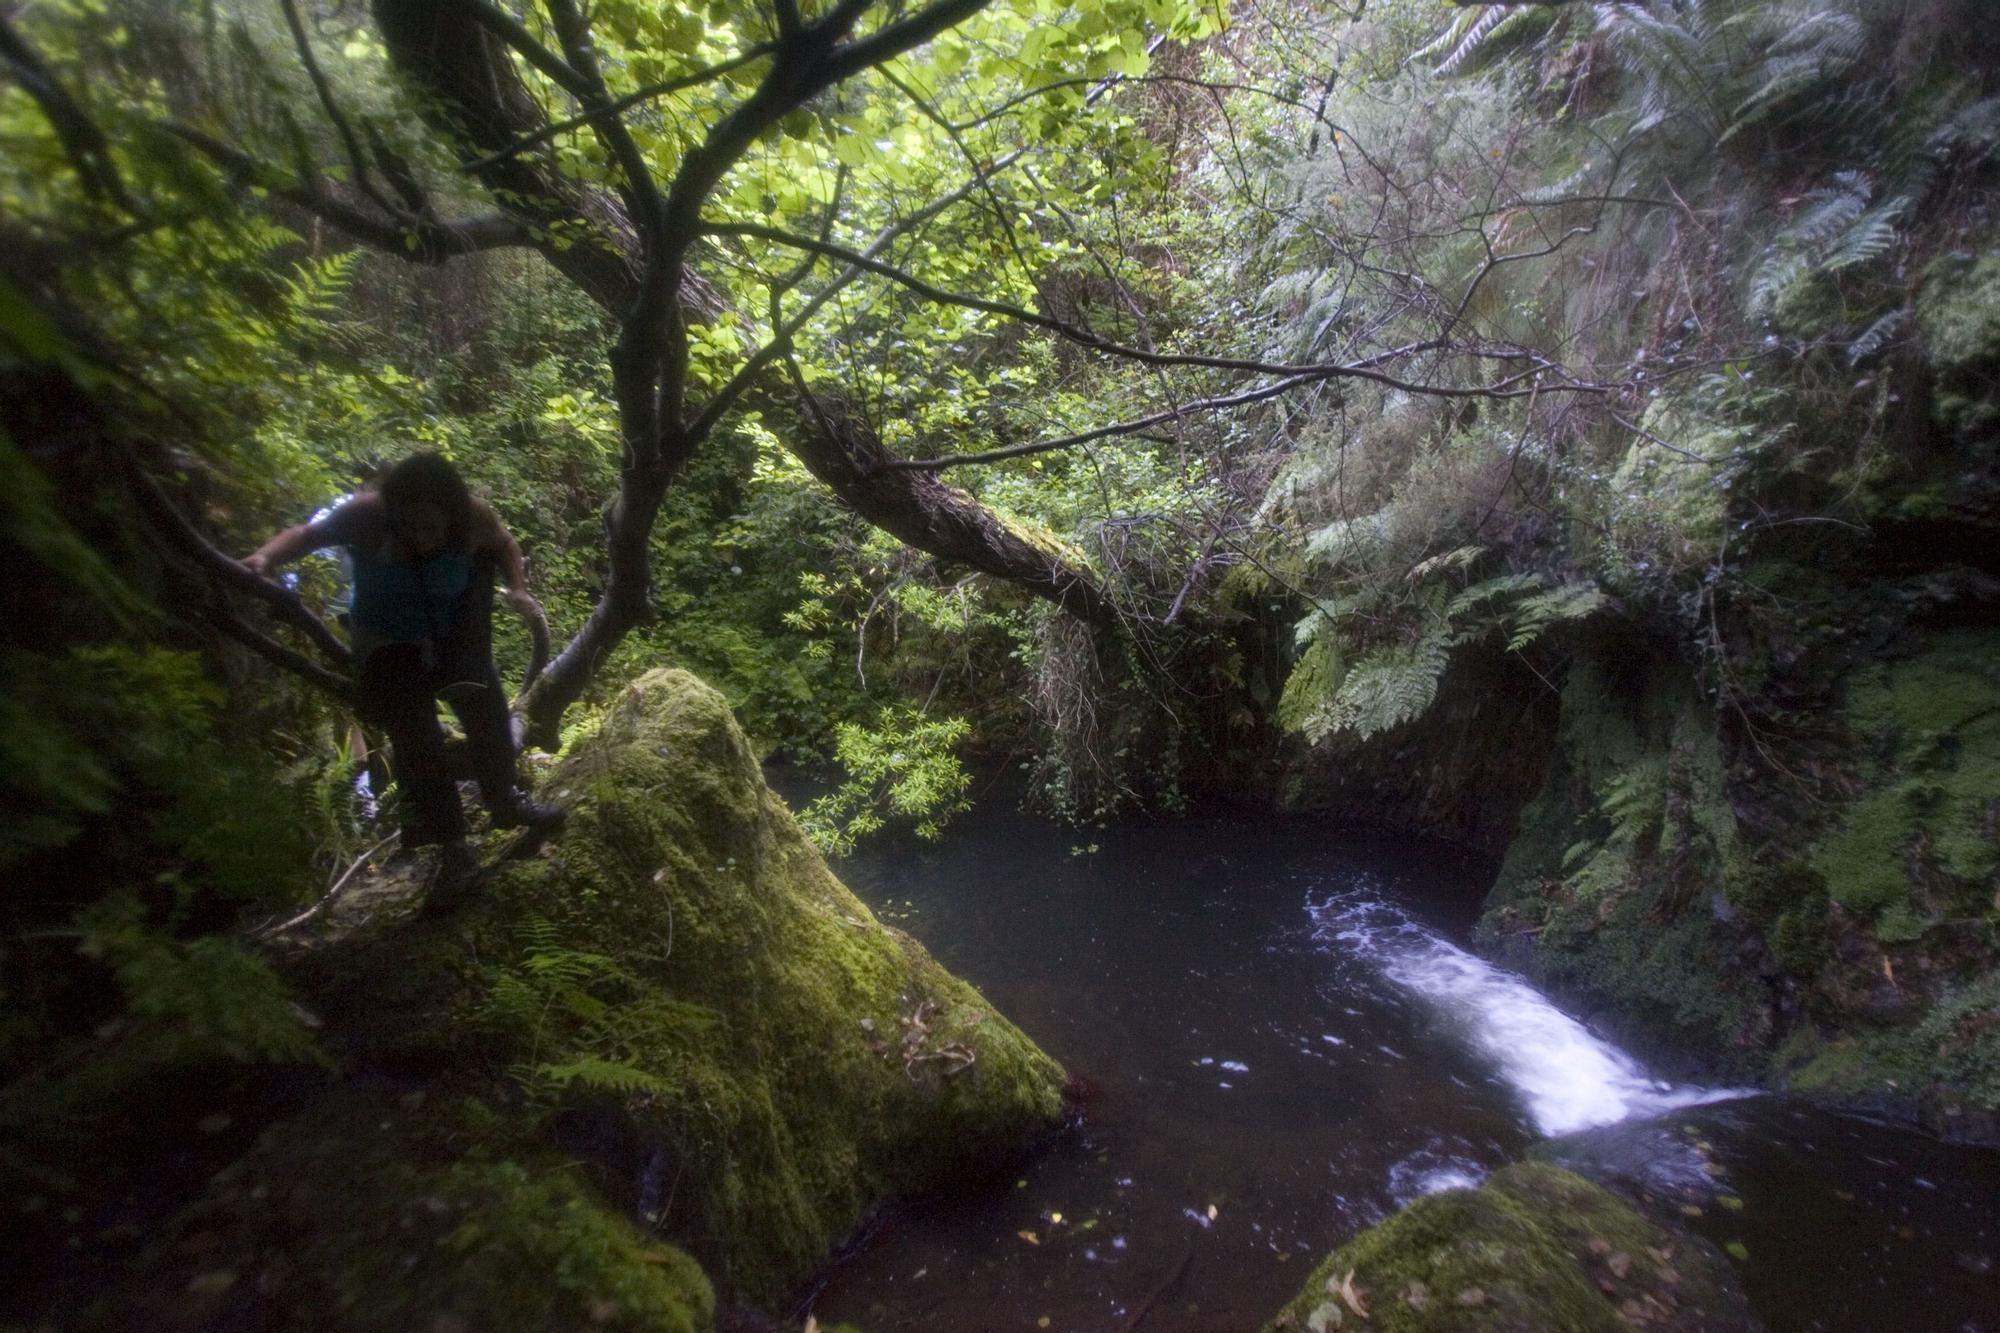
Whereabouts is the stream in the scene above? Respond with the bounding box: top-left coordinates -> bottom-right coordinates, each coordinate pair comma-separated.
801,793 -> 2000,1332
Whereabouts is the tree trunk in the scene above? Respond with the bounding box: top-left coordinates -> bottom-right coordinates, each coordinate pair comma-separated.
787,398 -> 1115,628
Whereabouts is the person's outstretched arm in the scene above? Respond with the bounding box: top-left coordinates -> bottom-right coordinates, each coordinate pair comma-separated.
241,496 -> 371,575
474,500 -> 539,616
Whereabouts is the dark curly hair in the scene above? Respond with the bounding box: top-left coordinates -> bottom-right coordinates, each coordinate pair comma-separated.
378,452 -> 473,549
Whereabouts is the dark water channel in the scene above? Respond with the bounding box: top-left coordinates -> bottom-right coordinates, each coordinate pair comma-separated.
796,792 -> 2000,1332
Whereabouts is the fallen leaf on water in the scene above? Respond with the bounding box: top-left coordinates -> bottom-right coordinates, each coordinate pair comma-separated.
1725,1240 -> 1750,1262
1719,1195 -> 1744,1212
1050,1212 -> 1063,1224
1206,1204 -> 1218,1221
1018,1230 -> 1040,1245
1679,1204 -> 1704,1217
1037,1318 -> 1051,1329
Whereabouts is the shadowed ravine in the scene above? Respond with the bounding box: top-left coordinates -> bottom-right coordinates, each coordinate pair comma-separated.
803,794 -> 2000,1333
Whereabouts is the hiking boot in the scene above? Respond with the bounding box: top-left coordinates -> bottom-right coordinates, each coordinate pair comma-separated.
422,840 -> 484,915
491,793 -> 565,832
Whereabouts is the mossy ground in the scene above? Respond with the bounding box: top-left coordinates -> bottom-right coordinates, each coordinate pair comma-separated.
1263,1164 -> 1753,1333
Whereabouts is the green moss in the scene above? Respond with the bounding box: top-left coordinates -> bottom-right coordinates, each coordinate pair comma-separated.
1264,1164 -> 1751,1332
1811,631 -> 2000,934
473,669 -> 1066,1300
1790,1031 -> 1928,1100
1918,248 -> 2000,438
102,1100 -> 715,1332
1790,973 -> 2000,1117
1918,251 -> 2000,372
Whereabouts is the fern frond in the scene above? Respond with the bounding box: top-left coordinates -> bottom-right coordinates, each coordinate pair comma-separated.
1435,4 -> 1558,79
532,1056 -> 682,1101
1847,306 -> 1908,365
1506,582 -> 1607,650
1407,544 -> 1488,583
1316,627 -> 1456,742
1446,571 -> 1540,618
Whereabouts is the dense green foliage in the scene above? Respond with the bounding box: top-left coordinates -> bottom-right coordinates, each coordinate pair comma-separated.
5,0 -> 2000,1321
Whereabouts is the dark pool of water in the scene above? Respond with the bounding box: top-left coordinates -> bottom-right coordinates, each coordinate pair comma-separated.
794,789 -> 2000,1332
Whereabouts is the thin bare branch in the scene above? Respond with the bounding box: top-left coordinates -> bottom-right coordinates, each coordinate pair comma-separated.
278,0 -> 397,219
458,43 -> 779,174
877,373 -> 1336,472
165,123 -> 530,262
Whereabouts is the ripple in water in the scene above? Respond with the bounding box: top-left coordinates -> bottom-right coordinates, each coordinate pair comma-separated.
1306,891 -> 1750,1137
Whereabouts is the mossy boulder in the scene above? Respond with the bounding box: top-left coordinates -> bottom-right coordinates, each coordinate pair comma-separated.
1264,1164 -> 1756,1333
96,1097 -> 716,1333
475,668 -> 1068,1298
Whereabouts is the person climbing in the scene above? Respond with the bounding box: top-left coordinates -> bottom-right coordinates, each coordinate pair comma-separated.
242,452 -> 563,904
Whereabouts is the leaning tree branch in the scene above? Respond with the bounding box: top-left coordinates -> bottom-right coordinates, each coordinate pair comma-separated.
0,13 -> 143,216
203,602 -> 356,703
460,0 -> 595,99
278,0 -> 399,220
165,124 -> 530,262
125,460 -> 353,668
457,42 -> 780,174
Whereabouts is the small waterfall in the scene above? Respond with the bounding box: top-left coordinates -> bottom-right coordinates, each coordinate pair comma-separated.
1307,892 -> 1748,1137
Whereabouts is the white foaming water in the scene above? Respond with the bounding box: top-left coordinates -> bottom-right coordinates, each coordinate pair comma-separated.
1307,892 -> 1747,1137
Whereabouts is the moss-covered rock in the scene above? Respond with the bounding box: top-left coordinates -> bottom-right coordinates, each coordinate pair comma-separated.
1809,629 -> 2000,939
98,1097 -> 716,1333
477,669 -> 1068,1298
1263,1163 -> 1756,1333
292,668 -> 1065,1311
1918,248 -> 2000,443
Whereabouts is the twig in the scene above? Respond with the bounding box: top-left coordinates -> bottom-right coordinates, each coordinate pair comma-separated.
1119,1249 -> 1193,1332
247,832 -> 400,941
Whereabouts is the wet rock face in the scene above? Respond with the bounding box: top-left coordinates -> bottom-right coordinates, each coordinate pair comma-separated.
1264,1163 -> 1758,1333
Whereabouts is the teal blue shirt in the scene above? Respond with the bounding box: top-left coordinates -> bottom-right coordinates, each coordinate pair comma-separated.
347,543 -> 472,650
